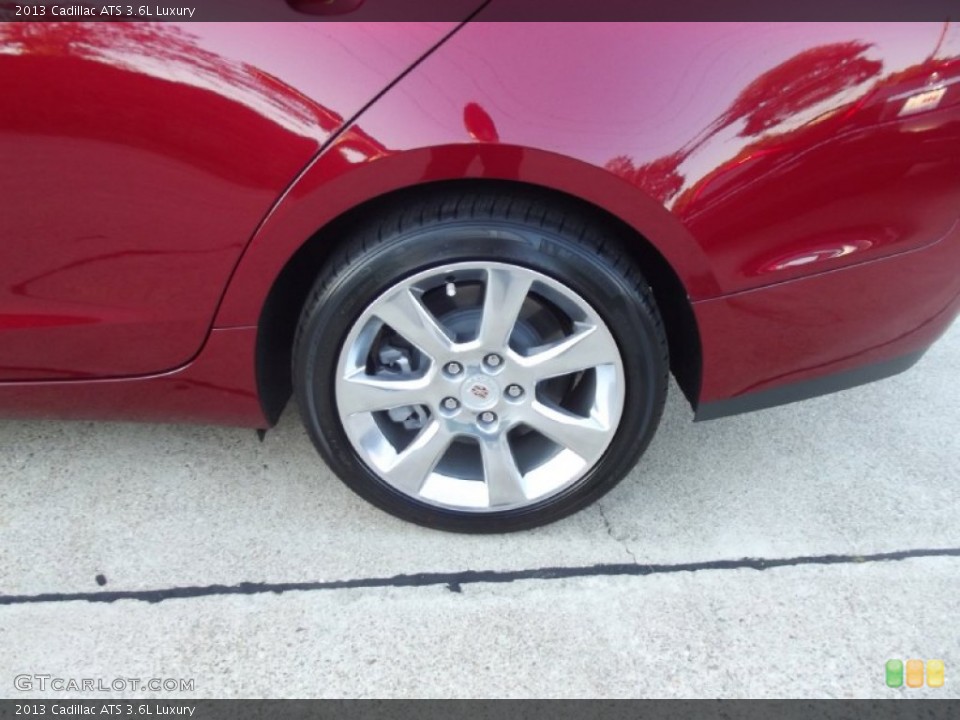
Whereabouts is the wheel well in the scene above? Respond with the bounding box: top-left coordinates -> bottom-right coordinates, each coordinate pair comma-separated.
255,180 -> 702,425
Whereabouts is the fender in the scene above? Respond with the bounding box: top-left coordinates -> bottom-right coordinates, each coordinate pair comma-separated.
215,19 -> 953,328
213,138 -> 719,329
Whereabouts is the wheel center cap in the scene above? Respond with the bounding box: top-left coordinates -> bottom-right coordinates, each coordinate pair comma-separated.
459,374 -> 500,411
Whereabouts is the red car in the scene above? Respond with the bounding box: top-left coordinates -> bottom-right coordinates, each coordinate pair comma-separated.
2,15 -> 959,531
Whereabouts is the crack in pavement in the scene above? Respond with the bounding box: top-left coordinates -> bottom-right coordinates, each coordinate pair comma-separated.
596,502 -> 638,564
1,546 -> 957,607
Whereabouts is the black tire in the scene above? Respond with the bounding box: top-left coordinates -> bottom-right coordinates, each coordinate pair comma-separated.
293,187 -> 668,532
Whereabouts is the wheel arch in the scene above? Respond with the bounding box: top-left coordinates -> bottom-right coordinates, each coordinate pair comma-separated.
226,144 -> 713,424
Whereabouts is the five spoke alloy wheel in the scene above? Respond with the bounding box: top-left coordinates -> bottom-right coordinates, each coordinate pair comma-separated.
294,189 -> 668,532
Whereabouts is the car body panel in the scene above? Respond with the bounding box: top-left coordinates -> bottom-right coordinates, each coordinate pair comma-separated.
0,19 -> 958,425
217,21 -> 960,326
0,20 -> 468,380
695,217 -> 960,407
0,326 -> 265,426
216,19 -> 960,417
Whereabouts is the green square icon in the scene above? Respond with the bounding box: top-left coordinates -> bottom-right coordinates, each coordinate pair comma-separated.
886,659 -> 904,687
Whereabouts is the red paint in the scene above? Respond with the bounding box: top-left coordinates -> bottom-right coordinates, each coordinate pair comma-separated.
695,220 -> 960,402
0,20 -> 958,425
0,327 -> 264,426
0,21 -> 464,380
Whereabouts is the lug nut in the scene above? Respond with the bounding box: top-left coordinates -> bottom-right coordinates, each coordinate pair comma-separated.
479,411 -> 497,424
484,354 -> 502,368
442,397 -> 459,411
506,384 -> 523,398
445,361 -> 463,376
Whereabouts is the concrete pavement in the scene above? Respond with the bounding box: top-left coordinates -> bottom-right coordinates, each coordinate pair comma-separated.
1,324 -> 958,698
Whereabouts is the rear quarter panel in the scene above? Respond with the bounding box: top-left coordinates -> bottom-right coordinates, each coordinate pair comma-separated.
216,20 -> 960,417
218,20 -> 959,328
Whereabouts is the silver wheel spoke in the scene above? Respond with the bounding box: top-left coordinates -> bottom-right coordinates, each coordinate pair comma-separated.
478,267 -> 533,349
526,402 -> 611,461
480,434 -> 527,507
338,372 -> 431,415
374,287 -> 453,360
382,421 -> 452,495
522,323 -> 616,380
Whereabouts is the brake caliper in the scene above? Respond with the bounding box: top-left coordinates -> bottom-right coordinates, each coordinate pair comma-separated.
378,343 -> 428,430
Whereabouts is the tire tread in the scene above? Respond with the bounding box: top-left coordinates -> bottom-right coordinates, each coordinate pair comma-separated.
294,188 -> 668,380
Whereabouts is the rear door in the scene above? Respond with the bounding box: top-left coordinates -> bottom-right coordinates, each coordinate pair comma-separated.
0,19 -> 472,380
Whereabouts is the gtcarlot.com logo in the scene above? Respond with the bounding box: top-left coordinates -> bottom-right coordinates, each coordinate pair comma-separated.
15,675 -> 195,692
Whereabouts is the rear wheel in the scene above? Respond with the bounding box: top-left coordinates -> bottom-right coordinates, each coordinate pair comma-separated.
293,189 -> 668,532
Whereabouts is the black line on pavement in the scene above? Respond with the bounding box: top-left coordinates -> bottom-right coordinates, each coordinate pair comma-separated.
2,546 -> 958,607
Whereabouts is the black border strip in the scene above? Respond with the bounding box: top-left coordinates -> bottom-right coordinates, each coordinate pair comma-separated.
695,351 -> 925,422
2,546 -> 957,606
479,0 -> 959,22
1,0 -> 957,22
1,700 -> 959,717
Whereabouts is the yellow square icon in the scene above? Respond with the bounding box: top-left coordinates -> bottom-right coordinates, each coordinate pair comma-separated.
927,660 -> 945,688
906,659 -> 924,688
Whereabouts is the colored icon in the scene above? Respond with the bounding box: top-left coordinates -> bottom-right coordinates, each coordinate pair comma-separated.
927,660 -> 945,688
906,659 -> 924,688
887,659 -> 945,688
886,659 -> 904,688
